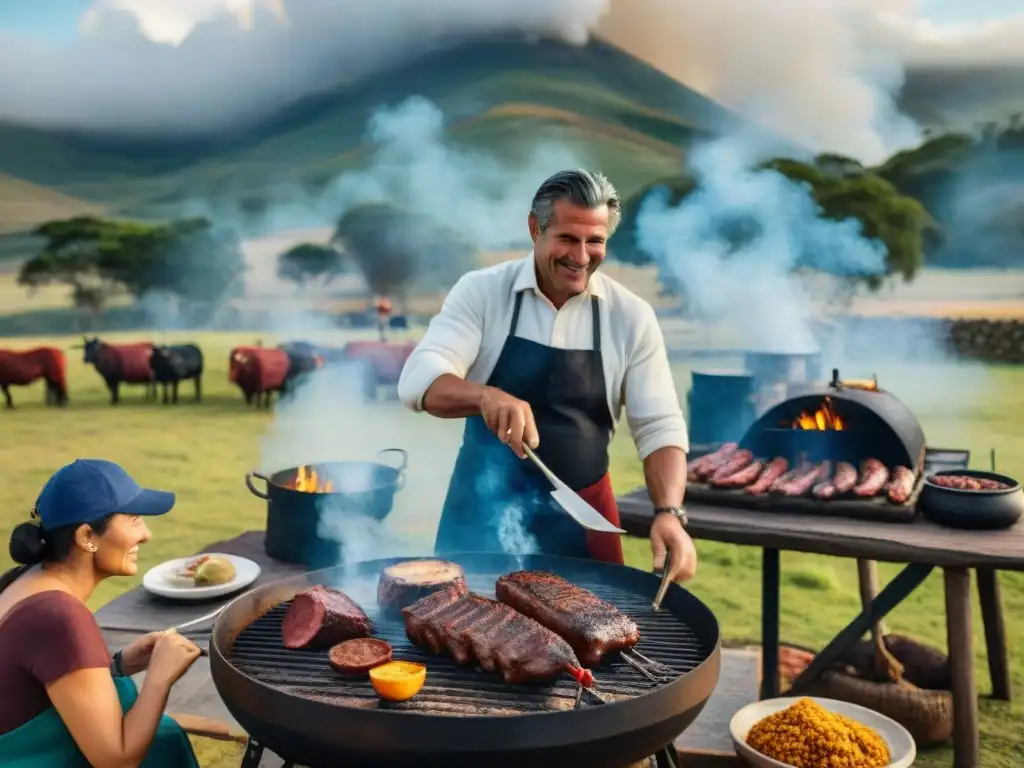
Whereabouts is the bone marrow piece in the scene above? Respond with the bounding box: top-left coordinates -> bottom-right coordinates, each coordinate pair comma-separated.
402,586 -> 594,687
281,585 -> 373,650
494,571 -> 639,667
376,559 -> 468,618
328,638 -> 393,676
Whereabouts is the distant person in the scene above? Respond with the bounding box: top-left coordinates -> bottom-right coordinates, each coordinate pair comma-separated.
397,168 -> 697,582
0,459 -> 201,767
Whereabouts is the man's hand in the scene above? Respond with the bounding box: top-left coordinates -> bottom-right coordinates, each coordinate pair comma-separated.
650,513 -> 697,583
480,387 -> 539,459
120,631 -> 163,675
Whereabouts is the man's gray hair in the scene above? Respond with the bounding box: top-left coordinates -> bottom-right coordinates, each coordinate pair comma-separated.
530,169 -> 621,234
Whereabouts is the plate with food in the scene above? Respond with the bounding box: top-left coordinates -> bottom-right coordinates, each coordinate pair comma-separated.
730,696 -> 915,768
143,553 -> 261,600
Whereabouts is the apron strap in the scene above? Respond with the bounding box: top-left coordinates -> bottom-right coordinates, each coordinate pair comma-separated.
509,291 -> 526,337
590,295 -> 601,352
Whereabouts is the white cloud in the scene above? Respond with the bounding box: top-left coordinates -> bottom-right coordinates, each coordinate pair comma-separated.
0,0 -> 1022,162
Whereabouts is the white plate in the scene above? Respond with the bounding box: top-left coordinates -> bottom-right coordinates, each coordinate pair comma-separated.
730,696 -> 916,768
142,554 -> 261,600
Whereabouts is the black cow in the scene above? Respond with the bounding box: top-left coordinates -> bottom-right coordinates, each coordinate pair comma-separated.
277,341 -> 324,397
150,344 -> 204,404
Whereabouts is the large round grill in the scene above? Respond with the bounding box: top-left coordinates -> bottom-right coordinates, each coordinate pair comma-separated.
211,553 -> 721,768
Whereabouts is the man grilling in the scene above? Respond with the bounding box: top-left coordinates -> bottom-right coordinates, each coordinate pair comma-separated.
397,169 -> 697,583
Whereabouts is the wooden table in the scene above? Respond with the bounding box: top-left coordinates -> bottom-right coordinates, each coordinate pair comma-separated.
618,491 -> 1024,768
95,531 -> 758,767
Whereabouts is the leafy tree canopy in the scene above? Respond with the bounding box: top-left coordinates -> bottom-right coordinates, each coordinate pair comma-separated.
18,215 -> 246,312
276,242 -> 344,286
332,202 -> 478,295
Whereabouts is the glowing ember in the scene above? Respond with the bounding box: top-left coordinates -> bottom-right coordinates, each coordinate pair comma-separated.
792,397 -> 844,431
288,465 -> 334,493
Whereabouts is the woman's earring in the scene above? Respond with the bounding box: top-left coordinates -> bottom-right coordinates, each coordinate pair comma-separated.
88,544 -> 98,553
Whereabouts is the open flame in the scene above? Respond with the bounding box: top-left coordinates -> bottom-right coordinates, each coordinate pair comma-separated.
288,465 -> 334,493
792,397 -> 844,431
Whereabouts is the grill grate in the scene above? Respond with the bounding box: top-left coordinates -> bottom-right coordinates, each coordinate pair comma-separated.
227,571 -> 710,716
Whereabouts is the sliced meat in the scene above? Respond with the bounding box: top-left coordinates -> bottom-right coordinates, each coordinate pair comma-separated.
714,459 -> 765,489
779,462 -> 831,497
747,457 -> 789,495
710,450 -> 755,485
832,462 -> 858,494
886,466 -> 916,504
281,585 -> 373,650
495,571 -> 639,667
853,459 -> 890,497
328,638 -> 393,676
402,588 -> 592,686
377,559 -> 468,619
928,474 -> 1010,491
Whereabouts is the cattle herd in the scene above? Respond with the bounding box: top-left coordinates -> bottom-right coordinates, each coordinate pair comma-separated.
0,336 -> 411,409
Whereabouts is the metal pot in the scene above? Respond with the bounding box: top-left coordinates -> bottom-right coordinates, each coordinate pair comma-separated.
919,469 -> 1023,531
245,449 -> 407,567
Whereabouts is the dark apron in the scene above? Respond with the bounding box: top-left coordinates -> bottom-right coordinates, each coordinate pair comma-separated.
435,290 -> 623,563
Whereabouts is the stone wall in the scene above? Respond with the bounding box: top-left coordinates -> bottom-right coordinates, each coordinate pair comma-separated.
822,317 -> 1024,364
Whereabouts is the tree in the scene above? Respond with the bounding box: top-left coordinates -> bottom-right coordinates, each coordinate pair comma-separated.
332,202 -> 477,296
276,243 -> 344,287
18,215 -> 246,309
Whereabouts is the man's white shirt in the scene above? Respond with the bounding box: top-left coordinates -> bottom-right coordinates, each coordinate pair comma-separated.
397,255 -> 689,460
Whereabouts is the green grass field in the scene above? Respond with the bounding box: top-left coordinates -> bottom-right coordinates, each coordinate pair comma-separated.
0,331 -> 1022,767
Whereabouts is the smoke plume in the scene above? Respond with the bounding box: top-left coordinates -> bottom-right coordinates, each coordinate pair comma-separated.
2,1 -> 1024,162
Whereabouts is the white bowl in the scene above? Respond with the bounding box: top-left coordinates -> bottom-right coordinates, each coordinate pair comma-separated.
730,696 -> 916,768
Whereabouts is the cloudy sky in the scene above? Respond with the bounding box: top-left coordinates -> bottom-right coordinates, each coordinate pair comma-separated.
1,1 -> 1022,161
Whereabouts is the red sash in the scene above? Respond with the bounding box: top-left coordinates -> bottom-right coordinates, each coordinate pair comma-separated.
577,472 -> 624,564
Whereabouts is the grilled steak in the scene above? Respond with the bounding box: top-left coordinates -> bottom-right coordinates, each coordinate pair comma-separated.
853,458 -> 890,497
495,571 -> 639,667
832,462 -> 858,494
281,585 -> 372,650
709,450 -> 754,485
402,586 -> 592,686
714,458 -> 764,489
687,443 -> 737,482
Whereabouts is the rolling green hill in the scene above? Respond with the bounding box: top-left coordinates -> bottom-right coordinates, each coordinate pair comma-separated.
900,64 -> 1024,132
0,34 -> 759,231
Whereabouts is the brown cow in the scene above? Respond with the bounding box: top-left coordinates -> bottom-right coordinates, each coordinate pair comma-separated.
79,337 -> 156,405
229,346 -> 290,409
0,347 -> 68,408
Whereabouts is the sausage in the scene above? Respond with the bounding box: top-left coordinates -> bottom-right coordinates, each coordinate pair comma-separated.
696,443 -> 739,481
714,459 -> 764,489
832,462 -> 858,494
853,458 -> 890,497
812,481 -> 836,500
886,466 -> 916,504
687,443 -> 738,482
710,450 -> 754,484
769,461 -> 811,494
328,638 -> 393,676
747,458 -> 789,495
779,462 -> 831,497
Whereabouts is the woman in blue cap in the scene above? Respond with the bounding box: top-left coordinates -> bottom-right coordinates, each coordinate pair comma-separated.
0,459 -> 202,767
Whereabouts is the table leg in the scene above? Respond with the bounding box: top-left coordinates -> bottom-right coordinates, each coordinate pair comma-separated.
241,740 -> 265,768
760,548 -> 780,700
789,562 -> 934,694
976,567 -> 1011,701
945,567 -> 980,768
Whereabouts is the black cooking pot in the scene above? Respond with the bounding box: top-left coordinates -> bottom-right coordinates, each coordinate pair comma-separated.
245,449 -> 407,567
919,469 -> 1023,531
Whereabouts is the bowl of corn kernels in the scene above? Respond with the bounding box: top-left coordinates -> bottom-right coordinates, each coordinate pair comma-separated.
730,696 -> 916,768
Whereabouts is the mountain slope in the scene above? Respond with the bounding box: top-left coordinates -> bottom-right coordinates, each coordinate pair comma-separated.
0,174 -> 104,235
900,64 -> 1024,132
0,35 -> 752,221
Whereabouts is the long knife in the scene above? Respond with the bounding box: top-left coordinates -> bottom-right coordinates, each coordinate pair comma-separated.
523,446 -> 625,534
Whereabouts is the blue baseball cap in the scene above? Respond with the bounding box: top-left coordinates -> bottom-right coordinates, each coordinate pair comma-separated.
34,459 -> 175,530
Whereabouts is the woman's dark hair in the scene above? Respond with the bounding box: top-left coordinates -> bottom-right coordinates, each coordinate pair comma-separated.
8,515 -> 114,566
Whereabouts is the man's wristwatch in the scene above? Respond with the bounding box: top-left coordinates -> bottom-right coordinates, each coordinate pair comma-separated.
654,506 -> 688,526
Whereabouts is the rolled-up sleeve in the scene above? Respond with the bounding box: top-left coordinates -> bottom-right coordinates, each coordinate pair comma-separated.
398,272 -> 485,412
624,304 -> 689,459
